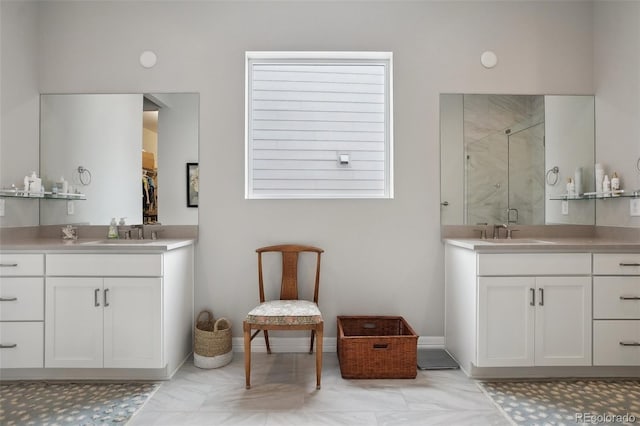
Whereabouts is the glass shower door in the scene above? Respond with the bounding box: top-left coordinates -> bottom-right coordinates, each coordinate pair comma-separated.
507,122 -> 545,225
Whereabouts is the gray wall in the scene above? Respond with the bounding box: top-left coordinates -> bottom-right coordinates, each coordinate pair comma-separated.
155,93 -> 199,226
1,1 -> 599,338
0,1 -> 40,226
594,1 -> 640,227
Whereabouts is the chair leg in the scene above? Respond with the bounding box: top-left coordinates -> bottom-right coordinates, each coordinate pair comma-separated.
309,330 -> 315,354
315,321 -> 323,390
263,329 -> 272,354
243,321 -> 251,389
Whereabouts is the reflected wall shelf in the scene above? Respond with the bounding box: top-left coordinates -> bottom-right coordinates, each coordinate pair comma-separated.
550,191 -> 639,201
0,190 -> 86,201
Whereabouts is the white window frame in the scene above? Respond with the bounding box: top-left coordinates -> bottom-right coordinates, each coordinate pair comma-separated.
245,51 -> 394,199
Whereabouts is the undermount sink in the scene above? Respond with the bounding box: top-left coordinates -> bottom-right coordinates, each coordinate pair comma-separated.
481,239 -> 555,244
83,239 -> 154,245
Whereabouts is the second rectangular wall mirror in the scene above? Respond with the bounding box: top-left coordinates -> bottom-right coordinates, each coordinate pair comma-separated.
440,94 -> 595,226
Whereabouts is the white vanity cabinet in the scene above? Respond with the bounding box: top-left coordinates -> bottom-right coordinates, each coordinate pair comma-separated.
445,246 -> 592,375
43,248 -> 193,378
45,276 -> 161,369
593,253 -> 640,366
478,275 -> 592,367
0,254 -> 45,368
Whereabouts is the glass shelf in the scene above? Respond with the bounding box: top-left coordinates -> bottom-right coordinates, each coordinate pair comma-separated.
0,190 -> 86,200
549,191 -> 639,201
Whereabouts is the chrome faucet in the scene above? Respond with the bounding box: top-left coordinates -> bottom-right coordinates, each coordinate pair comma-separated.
493,224 -> 508,239
131,224 -> 144,240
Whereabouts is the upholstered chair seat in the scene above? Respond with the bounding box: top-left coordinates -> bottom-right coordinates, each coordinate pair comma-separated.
246,300 -> 322,326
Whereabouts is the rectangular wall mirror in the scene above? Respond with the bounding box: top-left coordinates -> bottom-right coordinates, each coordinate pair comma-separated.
440,94 -> 595,226
40,93 -> 199,226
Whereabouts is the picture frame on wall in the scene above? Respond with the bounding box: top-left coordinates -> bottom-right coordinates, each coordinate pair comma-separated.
187,162 -> 199,207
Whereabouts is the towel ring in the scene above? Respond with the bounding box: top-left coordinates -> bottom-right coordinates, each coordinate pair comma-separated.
545,166 -> 559,185
77,166 -> 92,186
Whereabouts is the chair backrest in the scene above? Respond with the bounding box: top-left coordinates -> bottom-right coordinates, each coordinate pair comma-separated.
256,244 -> 324,303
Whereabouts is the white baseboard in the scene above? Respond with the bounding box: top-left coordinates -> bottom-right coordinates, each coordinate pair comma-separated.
232,336 -> 444,353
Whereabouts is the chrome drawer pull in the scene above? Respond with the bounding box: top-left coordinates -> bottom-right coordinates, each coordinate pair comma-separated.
104,288 -> 110,307
94,288 -> 100,307
0,297 -> 17,302
620,296 -> 640,300
619,342 -> 640,347
619,262 -> 640,267
0,263 -> 18,267
0,343 -> 17,349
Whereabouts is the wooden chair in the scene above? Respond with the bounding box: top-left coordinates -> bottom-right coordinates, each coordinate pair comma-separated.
243,244 -> 324,389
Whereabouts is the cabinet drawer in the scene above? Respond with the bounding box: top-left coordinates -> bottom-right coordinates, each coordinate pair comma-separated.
593,254 -> 640,275
0,254 -> 44,276
594,277 -> 640,319
47,254 -> 163,277
0,322 -> 44,368
478,253 -> 591,276
593,320 -> 640,366
0,277 -> 44,321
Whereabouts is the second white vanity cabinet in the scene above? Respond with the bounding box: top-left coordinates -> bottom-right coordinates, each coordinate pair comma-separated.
445,244 -> 594,376
477,253 -> 592,368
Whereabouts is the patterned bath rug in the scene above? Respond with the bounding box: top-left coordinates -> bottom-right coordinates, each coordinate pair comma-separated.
0,381 -> 160,426
479,379 -> 640,426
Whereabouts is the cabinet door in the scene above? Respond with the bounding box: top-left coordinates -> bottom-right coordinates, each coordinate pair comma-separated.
478,277 -> 535,367
103,278 -> 163,368
534,277 -> 591,366
45,277 -> 103,368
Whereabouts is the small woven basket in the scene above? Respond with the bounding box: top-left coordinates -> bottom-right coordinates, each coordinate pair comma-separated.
194,310 -> 232,369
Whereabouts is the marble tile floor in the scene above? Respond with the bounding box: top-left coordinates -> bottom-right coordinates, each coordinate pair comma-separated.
129,353 -> 509,426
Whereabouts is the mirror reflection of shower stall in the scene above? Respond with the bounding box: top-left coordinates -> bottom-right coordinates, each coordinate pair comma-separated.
464,95 -> 545,225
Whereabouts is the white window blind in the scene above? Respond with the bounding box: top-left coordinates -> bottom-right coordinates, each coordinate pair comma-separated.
246,52 -> 393,199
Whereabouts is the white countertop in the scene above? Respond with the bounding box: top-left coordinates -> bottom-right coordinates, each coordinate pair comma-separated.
0,238 -> 195,252
444,237 -> 640,252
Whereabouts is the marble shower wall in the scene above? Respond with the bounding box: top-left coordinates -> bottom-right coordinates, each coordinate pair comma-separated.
464,95 -> 544,225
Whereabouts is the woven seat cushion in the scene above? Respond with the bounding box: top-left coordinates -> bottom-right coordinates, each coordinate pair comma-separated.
246,300 -> 322,325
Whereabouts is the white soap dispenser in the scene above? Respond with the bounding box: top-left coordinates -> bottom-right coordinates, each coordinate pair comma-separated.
574,167 -> 582,197
566,177 -> 575,197
107,218 -> 118,239
29,171 -> 41,194
59,176 -> 68,194
603,174 -> 611,196
611,172 -> 620,193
